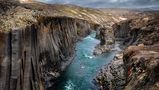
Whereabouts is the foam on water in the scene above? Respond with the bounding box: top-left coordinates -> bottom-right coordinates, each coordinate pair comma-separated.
64,80 -> 75,90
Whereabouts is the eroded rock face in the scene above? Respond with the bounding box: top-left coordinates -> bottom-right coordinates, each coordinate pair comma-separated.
0,17 -> 93,90
123,45 -> 159,90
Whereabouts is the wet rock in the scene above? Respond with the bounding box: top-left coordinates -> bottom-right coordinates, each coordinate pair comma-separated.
93,45 -> 111,55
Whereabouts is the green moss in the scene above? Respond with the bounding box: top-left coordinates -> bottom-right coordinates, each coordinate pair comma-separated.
77,28 -> 81,34
107,40 -> 114,45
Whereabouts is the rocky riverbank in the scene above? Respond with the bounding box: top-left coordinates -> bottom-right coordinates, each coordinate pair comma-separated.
94,52 -> 125,90
95,11 -> 159,90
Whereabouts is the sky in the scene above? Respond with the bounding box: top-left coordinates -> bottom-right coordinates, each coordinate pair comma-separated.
36,0 -> 159,8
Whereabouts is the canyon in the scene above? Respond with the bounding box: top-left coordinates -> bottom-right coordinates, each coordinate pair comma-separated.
95,11 -> 159,90
0,1 -> 159,90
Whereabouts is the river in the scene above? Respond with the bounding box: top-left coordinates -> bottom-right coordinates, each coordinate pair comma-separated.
50,32 -> 119,90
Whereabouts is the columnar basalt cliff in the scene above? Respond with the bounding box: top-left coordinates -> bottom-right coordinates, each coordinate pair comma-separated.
2,1 -> 158,90
0,16 -> 94,90
95,12 -> 159,90
114,13 -> 159,45
1,1 -> 132,90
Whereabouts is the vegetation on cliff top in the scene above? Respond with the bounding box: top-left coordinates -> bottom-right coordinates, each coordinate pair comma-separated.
0,1 -> 137,32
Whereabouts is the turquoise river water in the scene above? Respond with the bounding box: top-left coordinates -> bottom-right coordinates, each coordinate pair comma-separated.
50,33 -> 118,90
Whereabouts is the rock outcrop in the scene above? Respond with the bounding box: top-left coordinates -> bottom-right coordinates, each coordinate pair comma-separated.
94,53 -> 125,90
94,27 -> 114,55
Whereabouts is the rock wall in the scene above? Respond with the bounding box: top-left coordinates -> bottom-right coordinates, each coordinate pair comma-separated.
123,45 -> 159,90
113,13 -> 159,45
113,20 -> 130,40
0,17 -> 93,90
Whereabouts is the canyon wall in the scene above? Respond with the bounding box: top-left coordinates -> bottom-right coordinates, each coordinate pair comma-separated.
0,17 -> 93,90
114,13 -> 159,45
95,12 -> 159,90
0,1 -> 121,90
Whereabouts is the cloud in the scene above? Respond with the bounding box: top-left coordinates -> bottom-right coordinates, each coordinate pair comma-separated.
108,0 -> 128,3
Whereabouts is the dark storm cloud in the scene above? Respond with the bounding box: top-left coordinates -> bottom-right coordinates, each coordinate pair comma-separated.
36,0 -> 159,8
